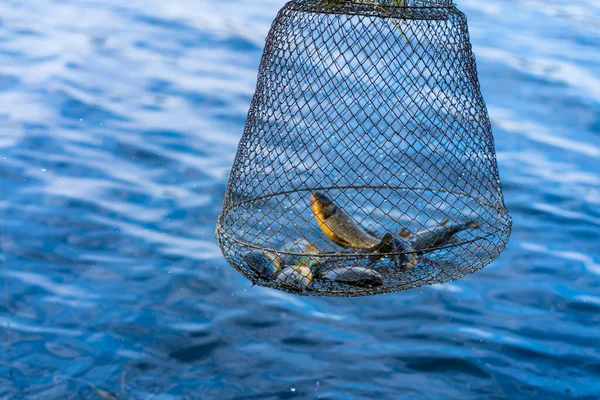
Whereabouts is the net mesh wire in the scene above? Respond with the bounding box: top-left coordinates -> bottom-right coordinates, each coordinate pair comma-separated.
216,0 -> 511,297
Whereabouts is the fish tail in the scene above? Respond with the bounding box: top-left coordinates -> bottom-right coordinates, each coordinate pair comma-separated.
466,217 -> 481,229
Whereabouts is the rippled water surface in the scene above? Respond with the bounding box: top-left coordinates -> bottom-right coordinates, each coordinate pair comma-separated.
1,0 -> 599,398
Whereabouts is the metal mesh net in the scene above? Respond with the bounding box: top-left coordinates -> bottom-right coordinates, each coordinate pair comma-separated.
215,0 -> 511,297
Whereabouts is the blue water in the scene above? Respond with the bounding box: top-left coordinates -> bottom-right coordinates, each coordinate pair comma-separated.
0,0 -> 599,398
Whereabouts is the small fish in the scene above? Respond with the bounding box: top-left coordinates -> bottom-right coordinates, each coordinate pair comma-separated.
373,233 -> 419,270
310,192 -> 381,249
410,218 -> 480,252
275,265 -> 313,291
321,0 -> 345,8
279,239 -> 322,269
243,251 -> 280,279
322,267 -> 383,287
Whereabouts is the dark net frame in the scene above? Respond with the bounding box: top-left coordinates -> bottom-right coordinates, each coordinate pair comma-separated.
216,0 -> 511,297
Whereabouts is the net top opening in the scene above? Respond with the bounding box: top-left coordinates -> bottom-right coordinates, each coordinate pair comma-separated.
310,0 -> 454,6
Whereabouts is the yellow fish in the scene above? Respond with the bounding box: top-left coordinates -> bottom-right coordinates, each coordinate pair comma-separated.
310,192 -> 381,249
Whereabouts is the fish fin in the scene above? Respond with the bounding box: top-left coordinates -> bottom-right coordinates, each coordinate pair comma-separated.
398,228 -> 412,239
329,234 -> 352,248
305,244 -> 319,254
440,218 -> 450,227
465,217 -> 480,229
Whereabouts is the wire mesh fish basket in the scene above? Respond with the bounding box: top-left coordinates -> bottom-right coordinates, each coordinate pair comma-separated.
216,0 -> 511,297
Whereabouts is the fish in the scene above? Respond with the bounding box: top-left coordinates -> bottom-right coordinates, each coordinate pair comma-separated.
310,192 -> 381,249
322,267 -> 383,287
275,265 -> 313,291
279,239 -> 322,269
409,218 -> 480,252
398,227 -> 412,239
372,233 -> 419,270
321,0 -> 345,8
243,251 -> 280,279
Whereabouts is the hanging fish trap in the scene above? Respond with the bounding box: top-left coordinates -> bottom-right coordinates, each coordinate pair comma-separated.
216,0 -> 511,297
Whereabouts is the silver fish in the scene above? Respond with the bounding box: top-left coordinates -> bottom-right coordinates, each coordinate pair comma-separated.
279,239 -> 322,269
322,267 -> 383,287
310,192 -> 381,249
410,219 -> 480,252
275,265 -> 313,291
243,251 -> 280,279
